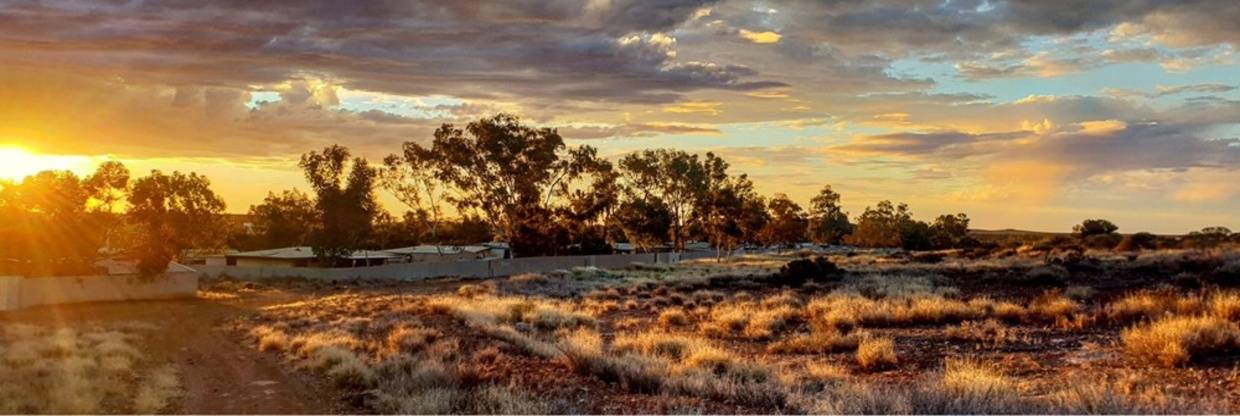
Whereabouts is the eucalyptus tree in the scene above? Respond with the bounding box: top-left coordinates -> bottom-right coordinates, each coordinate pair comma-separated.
299,145 -> 378,263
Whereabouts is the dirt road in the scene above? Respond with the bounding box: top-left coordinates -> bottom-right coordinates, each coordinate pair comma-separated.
0,290 -> 351,414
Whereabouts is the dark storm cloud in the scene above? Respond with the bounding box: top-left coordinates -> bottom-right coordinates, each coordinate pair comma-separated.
0,0 -> 763,104
709,0 -> 1239,60
1021,122 -> 1240,173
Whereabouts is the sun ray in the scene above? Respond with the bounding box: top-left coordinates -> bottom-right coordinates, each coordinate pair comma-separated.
0,147 -> 97,181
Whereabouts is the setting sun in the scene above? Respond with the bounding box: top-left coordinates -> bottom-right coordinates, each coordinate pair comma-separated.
0,146 -> 96,181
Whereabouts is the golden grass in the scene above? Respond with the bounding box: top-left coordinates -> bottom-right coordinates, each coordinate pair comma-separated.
940,358 -> 1016,397
0,323 -> 177,414
657,308 -> 691,328
1103,290 -> 1203,324
427,294 -> 595,330
1027,291 -> 1082,322
560,329 -> 664,393
767,331 -> 863,354
807,292 -> 987,330
944,319 -> 1012,345
856,336 -> 897,370
1121,315 -> 1240,367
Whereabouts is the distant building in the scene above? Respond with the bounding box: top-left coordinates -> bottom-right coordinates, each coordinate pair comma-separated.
384,245 -> 492,263
685,241 -> 712,252
220,246 -> 400,268
479,242 -> 511,259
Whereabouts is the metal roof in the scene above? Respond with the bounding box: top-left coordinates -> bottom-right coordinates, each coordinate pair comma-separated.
384,245 -> 491,255
226,246 -> 400,260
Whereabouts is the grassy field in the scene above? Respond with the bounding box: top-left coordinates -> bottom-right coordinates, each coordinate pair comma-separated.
222,246 -> 1240,414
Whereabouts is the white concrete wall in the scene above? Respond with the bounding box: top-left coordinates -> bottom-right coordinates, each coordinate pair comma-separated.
0,272 -> 199,312
0,276 -> 20,311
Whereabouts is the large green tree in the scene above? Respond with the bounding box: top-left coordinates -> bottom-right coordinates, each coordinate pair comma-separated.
808,185 -> 853,245
299,145 -> 378,263
246,189 -> 317,249
760,193 -> 809,247
381,142 -> 447,250
929,213 -> 971,249
847,200 -> 914,248
619,149 -> 709,251
418,114 -> 611,256
614,198 -> 673,252
126,170 -> 226,277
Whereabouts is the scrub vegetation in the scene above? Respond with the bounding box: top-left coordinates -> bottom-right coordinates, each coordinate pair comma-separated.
226,244 -> 1240,413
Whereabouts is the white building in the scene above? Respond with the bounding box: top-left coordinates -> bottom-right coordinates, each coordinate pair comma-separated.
220,246 -> 400,268
384,245 -> 492,263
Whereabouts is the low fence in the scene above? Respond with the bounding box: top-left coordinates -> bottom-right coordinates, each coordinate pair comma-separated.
196,250 -> 728,281
0,272 -> 199,312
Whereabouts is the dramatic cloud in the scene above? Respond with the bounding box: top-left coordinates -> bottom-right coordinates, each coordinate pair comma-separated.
0,0 -> 1237,231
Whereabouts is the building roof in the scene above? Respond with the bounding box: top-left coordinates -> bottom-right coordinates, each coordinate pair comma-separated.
385,245 -> 491,255
227,246 -> 400,260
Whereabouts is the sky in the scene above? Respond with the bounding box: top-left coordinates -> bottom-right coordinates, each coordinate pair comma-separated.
0,0 -> 1237,233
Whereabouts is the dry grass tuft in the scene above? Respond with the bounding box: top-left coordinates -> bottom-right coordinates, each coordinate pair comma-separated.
1103,290 -> 1202,324
940,358 -> 1016,398
0,323 -> 177,414
801,362 -> 850,387
657,308 -> 692,328
561,329 -> 664,393
1027,291 -> 1082,322
944,319 -> 1012,345
472,385 -> 557,414
767,331 -> 863,354
856,336 -> 898,370
1121,315 -> 1240,367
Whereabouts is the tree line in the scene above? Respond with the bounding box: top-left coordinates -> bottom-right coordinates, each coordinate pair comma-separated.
2,114 -> 1236,276
242,114 -> 976,259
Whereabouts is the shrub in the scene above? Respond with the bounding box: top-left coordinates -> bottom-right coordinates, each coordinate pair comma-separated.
1115,232 -> 1158,252
1212,259 -> 1240,286
856,336 -> 897,370
1121,315 -> 1240,367
771,256 -> 843,287
1020,265 -> 1068,286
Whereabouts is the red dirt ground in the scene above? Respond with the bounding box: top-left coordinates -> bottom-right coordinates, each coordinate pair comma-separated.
0,290 -> 350,414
